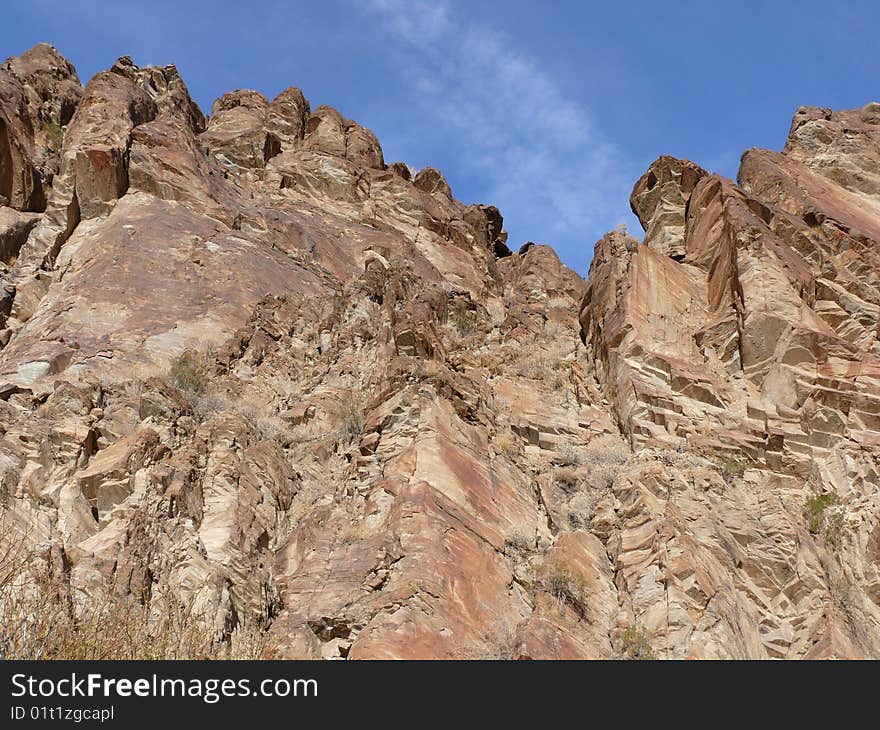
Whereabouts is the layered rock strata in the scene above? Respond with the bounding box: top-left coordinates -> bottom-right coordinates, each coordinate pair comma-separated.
1,46 -> 879,659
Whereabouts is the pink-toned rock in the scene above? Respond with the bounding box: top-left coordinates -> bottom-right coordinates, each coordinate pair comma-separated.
1,43 -> 83,208
303,105 -> 347,157
110,55 -> 204,133
200,90 -> 270,168
630,155 -> 707,258
0,207 -> 40,262
413,166 -> 452,199
76,426 -> 164,518
2,43 -> 82,130
0,72 -> 41,211
128,117 -> 242,224
265,86 -> 310,153
3,45 -> 880,661
345,122 -> 384,169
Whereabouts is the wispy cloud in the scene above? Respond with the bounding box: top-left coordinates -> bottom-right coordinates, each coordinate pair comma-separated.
361,0 -> 636,268
365,0 -> 452,42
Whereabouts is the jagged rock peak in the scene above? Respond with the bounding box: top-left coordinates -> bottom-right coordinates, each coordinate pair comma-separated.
630,155 -> 707,258
2,44 -> 880,660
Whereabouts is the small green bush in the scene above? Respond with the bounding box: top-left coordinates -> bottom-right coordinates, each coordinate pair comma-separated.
804,491 -> 838,534
168,352 -> 208,395
543,562 -> 588,619
804,491 -> 846,546
619,625 -> 655,660
713,453 -> 747,484
448,300 -> 481,336
42,121 -> 64,149
824,510 -> 846,548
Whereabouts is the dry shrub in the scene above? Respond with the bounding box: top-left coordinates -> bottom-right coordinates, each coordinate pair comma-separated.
554,466 -> 580,493
496,430 -> 520,458
457,619 -> 518,660
582,437 -> 630,490
554,444 -> 583,467
540,561 -> 588,620
289,420 -> 324,445
335,394 -> 366,445
0,516 -> 265,660
513,353 -> 568,387
168,351 -> 209,395
190,393 -> 293,445
448,300 -> 482,336
566,492 -> 596,530
619,624 -> 655,660
503,531 -> 535,555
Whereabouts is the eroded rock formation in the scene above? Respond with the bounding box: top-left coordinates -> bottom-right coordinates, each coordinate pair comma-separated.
1,45 -> 878,659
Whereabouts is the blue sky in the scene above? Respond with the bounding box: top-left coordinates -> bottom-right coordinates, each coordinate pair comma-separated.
4,1 -> 879,275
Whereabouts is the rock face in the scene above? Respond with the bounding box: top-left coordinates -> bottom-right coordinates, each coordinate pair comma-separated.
0,43 -> 82,212
579,105 -> 880,658
1,45 -> 879,660
630,155 -> 707,258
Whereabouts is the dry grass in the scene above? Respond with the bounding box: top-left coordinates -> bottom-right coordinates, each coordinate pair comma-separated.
335,394 -> 366,446
582,438 -> 630,490
167,351 -> 209,395
189,391 -> 296,446
565,492 -> 596,530
495,429 -> 520,458
618,624 -> 655,660
512,353 -> 568,388
503,531 -> 535,555
288,419 -> 325,445
456,619 -> 518,660
554,444 -> 583,467
540,561 -> 588,620
0,515 -> 265,660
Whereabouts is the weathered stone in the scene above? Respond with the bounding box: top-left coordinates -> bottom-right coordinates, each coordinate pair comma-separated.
0,207 -> 40,262
303,105 -> 346,157
630,155 -> 707,258
413,166 -> 452,199
200,90 -> 270,168
2,45 -> 880,660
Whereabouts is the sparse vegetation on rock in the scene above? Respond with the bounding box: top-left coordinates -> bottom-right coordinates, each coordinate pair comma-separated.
541,561 -> 588,620
619,625 -> 655,660
0,43 -> 879,661
42,120 -> 64,149
167,351 -> 209,395
448,299 -> 481,336
803,491 -> 848,547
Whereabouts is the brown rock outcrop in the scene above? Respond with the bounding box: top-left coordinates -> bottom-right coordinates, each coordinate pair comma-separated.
200,86 -> 313,169
0,72 -> 41,211
577,101 -> 880,658
0,44 -> 83,213
2,44 -> 879,660
630,155 -> 707,258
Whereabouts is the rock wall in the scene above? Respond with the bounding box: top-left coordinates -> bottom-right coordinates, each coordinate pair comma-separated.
1,45 -> 878,659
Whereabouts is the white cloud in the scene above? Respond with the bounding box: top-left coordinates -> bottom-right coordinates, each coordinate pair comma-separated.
361,0 -> 636,262
364,0 -> 452,44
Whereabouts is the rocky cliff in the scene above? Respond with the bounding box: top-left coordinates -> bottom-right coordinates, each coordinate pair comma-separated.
1,43 -> 878,659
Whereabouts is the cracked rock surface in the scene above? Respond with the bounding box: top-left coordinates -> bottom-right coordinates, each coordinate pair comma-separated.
1,46 -> 879,659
